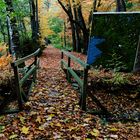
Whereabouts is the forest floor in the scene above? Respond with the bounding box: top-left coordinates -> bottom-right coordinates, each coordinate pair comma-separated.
0,45 -> 140,140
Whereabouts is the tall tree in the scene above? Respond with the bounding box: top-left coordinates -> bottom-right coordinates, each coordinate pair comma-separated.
57,0 -> 90,53
116,0 -> 126,11
4,0 -> 20,57
57,0 -> 76,51
29,0 -> 37,41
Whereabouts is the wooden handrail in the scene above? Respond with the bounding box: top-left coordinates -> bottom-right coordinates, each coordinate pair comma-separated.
13,48 -> 40,66
19,65 -> 36,86
61,50 -> 90,111
62,50 -> 89,69
12,48 -> 40,112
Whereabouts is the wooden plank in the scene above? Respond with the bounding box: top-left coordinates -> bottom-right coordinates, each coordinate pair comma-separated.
13,66 -> 23,110
13,48 -> 40,66
61,59 -> 83,87
62,50 -> 89,69
0,109 -> 20,115
61,51 -> 64,59
67,57 -> 71,82
68,67 -> 83,87
81,68 -> 88,111
61,60 -> 68,68
19,65 -> 36,86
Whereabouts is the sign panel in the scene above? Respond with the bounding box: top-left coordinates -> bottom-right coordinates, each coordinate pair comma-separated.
88,13 -> 140,72
87,37 -> 105,64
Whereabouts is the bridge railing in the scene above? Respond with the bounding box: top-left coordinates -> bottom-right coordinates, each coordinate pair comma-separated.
61,50 -> 90,110
0,49 -> 40,114
11,48 -> 40,112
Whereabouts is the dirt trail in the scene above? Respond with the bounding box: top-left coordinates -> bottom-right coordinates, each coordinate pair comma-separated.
0,45 -> 139,139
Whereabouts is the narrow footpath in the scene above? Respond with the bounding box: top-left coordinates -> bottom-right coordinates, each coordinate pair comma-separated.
0,46 -> 139,139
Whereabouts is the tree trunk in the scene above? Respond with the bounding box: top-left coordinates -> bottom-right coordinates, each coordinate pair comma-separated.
73,2 -> 81,52
63,21 -> 67,48
29,0 -> 36,41
58,0 -> 77,51
116,0 -> 126,11
77,5 -> 89,53
5,0 -> 20,57
70,21 -> 76,51
57,0 -> 89,52
36,0 -> 39,38
0,19 -> 6,42
82,30 -> 89,54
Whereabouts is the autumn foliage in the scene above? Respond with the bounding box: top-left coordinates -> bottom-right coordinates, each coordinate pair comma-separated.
0,43 -> 12,85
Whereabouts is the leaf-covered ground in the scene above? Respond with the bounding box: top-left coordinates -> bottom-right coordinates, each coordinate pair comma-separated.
0,46 -> 140,139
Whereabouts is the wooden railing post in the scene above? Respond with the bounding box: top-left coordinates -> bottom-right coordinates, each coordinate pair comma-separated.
61,51 -> 64,69
81,67 -> 89,111
61,50 -> 90,111
33,56 -> 37,83
67,56 -> 71,83
12,64 -> 23,110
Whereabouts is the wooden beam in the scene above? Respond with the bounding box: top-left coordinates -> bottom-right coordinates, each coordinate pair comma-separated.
19,65 -> 36,86
62,50 -> 89,69
13,48 -> 40,66
68,67 -> 83,88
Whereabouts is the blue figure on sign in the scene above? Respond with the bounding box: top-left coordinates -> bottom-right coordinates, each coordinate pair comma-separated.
87,37 -> 105,65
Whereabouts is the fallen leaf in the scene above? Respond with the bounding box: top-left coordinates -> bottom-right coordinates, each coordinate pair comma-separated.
55,122 -> 61,127
9,134 -> 18,139
19,116 -> 25,124
0,134 -> 7,140
0,125 -> 5,133
109,127 -> 118,132
21,126 -> 29,134
38,126 -> 45,131
46,114 -> 55,120
110,134 -> 118,139
84,117 -> 92,122
30,111 -> 37,116
90,129 -> 100,137
0,116 -> 4,121
36,116 -> 41,123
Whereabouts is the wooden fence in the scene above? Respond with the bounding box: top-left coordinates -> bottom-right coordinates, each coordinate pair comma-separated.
0,48 -> 40,114
61,50 -> 90,110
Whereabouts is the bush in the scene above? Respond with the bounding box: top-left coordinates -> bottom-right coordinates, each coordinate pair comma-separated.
0,43 -> 13,87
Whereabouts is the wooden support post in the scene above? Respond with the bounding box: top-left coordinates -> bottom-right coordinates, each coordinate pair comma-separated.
67,56 -> 71,83
81,67 -> 88,111
61,50 -> 90,111
61,51 -> 64,69
33,56 -> 37,83
133,36 -> 140,72
12,64 -> 23,110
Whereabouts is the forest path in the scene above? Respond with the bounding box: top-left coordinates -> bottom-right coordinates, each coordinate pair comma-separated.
1,46 -> 139,139
0,45 -> 97,139
23,45 -> 96,139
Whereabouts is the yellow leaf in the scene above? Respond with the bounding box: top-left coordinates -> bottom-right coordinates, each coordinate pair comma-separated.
50,122 -> 54,127
109,127 -> 118,132
21,126 -> 29,134
90,129 -> 100,137
20,116 -> 25,124
38,126 -> 44,131
9,134 -> 18,139
30,111 -> 37,116
84,117 -> 92,122
55,122 -> 61,127
69,126 -> 76,131
47,114 -> 55,120
36,116 -> 41,123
